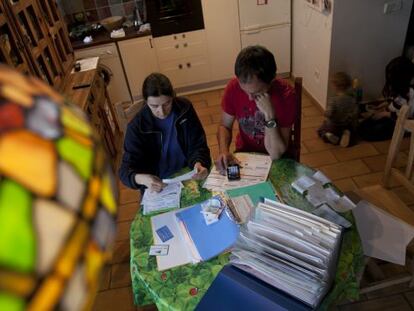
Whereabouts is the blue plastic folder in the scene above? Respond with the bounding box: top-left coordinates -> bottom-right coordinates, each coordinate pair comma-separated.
195,265 -> 311,311
175,197 -> 239,261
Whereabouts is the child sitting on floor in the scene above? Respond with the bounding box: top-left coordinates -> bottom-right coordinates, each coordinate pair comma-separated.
317,72 -> 358,147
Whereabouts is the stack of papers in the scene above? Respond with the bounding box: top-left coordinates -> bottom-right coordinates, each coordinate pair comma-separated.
142,182 -> 182,215
150,196 -> 240,271
203,153 -> 272,191
291,171 -> 355,227
230,199 -> 342,308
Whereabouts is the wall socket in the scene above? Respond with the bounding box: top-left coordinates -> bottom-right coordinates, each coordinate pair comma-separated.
384,0 -> 402,14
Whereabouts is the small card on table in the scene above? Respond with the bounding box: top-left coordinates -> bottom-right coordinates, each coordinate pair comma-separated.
149,245 -> 169,256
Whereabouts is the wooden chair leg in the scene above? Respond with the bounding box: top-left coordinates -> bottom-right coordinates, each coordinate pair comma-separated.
382,105 -> 410,188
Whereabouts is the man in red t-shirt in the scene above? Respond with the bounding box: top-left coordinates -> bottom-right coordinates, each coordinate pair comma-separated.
215,45 -> 296,174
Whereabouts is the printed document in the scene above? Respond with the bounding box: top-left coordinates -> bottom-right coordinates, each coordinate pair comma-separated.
203,153 -> 272,191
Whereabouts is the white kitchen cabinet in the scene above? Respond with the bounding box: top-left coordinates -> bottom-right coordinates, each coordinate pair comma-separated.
75,43 -> 132,104
201,0 -> 241,81
153,30 -> 210,88
118,36 -> 159,99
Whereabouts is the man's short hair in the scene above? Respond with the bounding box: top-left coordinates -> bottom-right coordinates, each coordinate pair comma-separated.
235,45 -> 277,84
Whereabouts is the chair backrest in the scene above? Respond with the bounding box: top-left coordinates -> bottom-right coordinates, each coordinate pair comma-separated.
383,104 -> 414,196
114,100 -> 144,135
290,77 -> 303,162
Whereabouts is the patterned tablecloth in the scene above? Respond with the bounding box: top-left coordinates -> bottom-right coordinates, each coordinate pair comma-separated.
130,159 -> 364,311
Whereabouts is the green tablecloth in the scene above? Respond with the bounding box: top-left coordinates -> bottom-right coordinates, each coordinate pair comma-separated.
130,159 -> 364,310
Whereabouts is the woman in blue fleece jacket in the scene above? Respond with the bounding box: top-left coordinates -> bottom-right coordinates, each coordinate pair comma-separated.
119,73 -> 211,193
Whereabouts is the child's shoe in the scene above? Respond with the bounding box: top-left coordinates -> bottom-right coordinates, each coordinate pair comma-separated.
340,130 -> 351,147
323,132 -> 339,145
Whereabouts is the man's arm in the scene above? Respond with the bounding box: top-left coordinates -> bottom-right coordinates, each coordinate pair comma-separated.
264,126 -> 290,160
255,93 -> 289,160
215,112 -> 238,173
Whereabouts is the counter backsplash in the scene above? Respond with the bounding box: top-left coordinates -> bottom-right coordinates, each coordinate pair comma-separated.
58,0 -> 145,26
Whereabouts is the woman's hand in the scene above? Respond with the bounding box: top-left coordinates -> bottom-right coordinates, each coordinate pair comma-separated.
135,174 -> 166,192
254,93 -> 274,121
192,162 -> 208,180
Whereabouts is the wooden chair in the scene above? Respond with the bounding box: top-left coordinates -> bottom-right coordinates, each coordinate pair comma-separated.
352,105 -> 414,292
290,77 -> 303,162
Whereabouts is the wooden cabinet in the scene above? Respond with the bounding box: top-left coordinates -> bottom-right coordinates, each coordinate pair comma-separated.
118,36 -> 159,100
63,67 -> 122,170
36,0 -> 73,77
153,30 -> 210,88
0,1 -> 33,74
0,0 -> 73,89
201,0 -> 241,81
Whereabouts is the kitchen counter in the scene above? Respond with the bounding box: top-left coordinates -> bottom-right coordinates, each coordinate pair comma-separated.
71,27 -> 151,50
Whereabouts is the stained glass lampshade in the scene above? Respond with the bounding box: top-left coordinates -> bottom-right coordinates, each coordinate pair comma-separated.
0,67 -> 118,310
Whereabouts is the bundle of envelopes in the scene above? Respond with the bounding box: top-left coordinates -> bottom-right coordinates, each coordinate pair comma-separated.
230,199 -> 342,308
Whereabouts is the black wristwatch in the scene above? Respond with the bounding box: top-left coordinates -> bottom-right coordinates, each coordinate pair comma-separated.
265,118 -> 278,128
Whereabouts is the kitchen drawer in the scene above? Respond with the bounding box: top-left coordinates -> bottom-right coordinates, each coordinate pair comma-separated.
158,55 -> 210,87
153,30 -> 205,48
154,30 -> 207,62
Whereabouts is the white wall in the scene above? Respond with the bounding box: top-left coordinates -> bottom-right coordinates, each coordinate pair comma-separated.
330,0 -> 413,100
292,1 -> 334,109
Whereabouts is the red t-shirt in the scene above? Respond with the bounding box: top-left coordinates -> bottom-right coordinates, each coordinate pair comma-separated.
222,77 -> 296,153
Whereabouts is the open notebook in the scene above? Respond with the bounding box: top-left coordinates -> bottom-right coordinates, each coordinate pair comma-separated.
230,199 -> 342,308
151,196 -> 240,271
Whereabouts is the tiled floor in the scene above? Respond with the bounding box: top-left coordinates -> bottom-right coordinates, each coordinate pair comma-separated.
93,86 -> 414,311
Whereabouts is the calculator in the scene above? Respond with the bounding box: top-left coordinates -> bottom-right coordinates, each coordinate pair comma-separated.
227,164 -> 241,181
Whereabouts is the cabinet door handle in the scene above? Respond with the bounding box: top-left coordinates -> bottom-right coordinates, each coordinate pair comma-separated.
149,38 -> 153,48
178,64 -> 183,69
182,34 -> 186,38
186,62 -> 191,68
174,35 -> 177,40
183,43 -> 187,47
175,44 -> 179,49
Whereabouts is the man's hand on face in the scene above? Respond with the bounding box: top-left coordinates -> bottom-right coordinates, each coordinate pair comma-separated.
215,152 -> 240,176
254,92 -> 274,120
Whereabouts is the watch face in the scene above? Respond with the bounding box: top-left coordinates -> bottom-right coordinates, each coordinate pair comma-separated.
265,119 -> 277,128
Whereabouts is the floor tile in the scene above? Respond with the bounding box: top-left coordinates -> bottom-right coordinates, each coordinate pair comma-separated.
190,99 -> 208,108
198,114 -> 212,126
300,127 -> 319,141
319,160 -> 371,181
300,150 -> 338,168
362,152 -> 408,172
301,115 -> 324,129
302,106 -> 322,117
392,187 -> 414,205
111,262 -> 132,288
352,172 -> 383,188
119,188 -> 140,205
338,294 -> 412,311
194,105 -> 222,117
111,240 -> 130,264
92,286 -> 136,311
302,138 -> 337,153
203,123 -> 219,136
331,144 -> 379,162
211,113 -> 222,123
99,264 -> 112,291
117,202 -> 139,222
115,220 -> 132,241
334,178 -> 358,193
